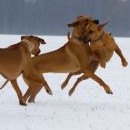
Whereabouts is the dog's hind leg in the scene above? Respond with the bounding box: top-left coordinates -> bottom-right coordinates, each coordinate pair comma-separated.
68,60 -> 112,96
27,85 -> 43,103
26,74 -> 52,95
88,73 -> 113,94
23,84 -> 42,103
0,80 -> 9,90
23,85 -> 42,103
23,88 -> 31,103
42,78 -> 53,95
69,74 -> 87,96
69,71 -> 113,96
69,60 -> 99,96
24,77 -> 52,103
61,70 -> 83,90
28,79 -> 53,103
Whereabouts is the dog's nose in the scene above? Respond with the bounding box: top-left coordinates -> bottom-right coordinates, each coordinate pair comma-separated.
94,20 -> 99,24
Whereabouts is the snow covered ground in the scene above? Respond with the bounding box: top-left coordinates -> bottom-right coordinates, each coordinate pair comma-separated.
0,35 -> 129,130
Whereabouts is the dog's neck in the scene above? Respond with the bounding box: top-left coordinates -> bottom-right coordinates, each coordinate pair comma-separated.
21,39 -> 32,45
21,39 -> 34,53
71,35 -> 89,44
91,31 -> 104,43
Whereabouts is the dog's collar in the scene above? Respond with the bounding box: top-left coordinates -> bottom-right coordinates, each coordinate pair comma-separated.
91,31 -> 104,43
73,36 -> 89,44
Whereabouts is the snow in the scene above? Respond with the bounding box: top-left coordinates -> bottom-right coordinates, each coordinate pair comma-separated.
0,35 -> 129,130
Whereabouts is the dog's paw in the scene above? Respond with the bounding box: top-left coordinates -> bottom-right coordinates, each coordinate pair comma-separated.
19,101 -> 27,106
69,88 -> 75,96
100,62 -> 106,68
122,60 -> 128,67
61,82 -> 67,90
46,89 -> 53,95
28,98 -> 35,103
19,98 -> 27,106
105,89 -> 113,94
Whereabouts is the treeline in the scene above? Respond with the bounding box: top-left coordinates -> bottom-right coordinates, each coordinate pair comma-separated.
0,0 -> 129,36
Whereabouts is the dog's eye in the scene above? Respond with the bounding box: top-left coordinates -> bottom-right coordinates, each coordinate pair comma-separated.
85,19 -> 88,23
84,22 -> 88,26
89,30 -> 94,34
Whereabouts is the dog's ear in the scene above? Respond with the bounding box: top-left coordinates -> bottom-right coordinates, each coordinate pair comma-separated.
67,21 -> 79,27
97,21 -> 110,31
21,36 -> 25,40
39,38 -> 46,44
99,20 -> 110,28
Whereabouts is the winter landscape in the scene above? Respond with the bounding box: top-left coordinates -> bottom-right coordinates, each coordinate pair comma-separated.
0,35 -> 129,130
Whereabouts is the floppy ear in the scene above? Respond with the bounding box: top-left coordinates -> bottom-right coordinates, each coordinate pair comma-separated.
21,36 -> 25,40
39,38 -> 46,44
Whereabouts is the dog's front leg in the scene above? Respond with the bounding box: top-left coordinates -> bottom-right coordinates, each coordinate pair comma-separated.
115,45 -> 128,67
10,80 -> 26,106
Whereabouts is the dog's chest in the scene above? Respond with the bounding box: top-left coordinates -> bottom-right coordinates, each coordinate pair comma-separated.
90,40 -> 104,51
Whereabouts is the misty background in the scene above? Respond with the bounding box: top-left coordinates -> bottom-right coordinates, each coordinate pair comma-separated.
0,0 -> 129,37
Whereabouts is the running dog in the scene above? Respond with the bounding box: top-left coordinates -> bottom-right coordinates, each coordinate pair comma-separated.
0,35 -> 46,105
21,16 -> 114,103
61,21 -> 128,96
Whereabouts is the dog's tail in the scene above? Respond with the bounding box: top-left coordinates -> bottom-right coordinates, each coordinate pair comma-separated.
0,80 -> 9,90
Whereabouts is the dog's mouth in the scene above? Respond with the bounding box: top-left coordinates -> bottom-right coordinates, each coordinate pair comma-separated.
32,50 -> 41,56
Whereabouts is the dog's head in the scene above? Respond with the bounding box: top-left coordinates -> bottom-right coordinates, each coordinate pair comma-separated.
67,15 -> 99,41
21,35 -> 46,56
67,15 -> 99,28
83,21 -> 109,43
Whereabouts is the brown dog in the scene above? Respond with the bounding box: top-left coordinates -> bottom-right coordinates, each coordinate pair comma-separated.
1,16 -> 128,104
0,35 -> 46,105
84,22 -> 128,68
61,21 -> 128,96
18,16 -> 118,104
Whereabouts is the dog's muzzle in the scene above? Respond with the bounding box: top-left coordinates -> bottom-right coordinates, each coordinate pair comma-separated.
33,49 -> 41,56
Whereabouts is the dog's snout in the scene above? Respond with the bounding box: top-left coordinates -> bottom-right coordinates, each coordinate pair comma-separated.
37,50 -> 41,55
33,49 -> 41,56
